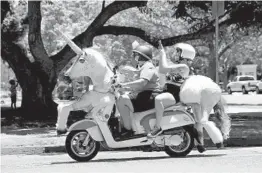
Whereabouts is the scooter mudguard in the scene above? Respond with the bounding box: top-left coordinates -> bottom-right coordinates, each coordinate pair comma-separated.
68,119 -> 104,141
141,110 -> 195,132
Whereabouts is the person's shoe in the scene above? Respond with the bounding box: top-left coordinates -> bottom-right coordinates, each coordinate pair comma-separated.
196,145 -> 206,153
56,129 -> 67,135
147,127 -> 163,138
216,142 -> 223,149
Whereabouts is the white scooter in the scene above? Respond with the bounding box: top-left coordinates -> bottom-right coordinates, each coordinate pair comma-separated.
64,71 -> 200,162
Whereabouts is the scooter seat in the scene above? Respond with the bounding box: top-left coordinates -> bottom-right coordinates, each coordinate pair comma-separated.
133,102 -> 187,116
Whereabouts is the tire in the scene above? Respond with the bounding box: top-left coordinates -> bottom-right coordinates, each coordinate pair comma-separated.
256,87 -> 261,94
242,87 -> 248,94
164,128 -> 194,157
227,87 -> 232,94
65,130 -> 100,162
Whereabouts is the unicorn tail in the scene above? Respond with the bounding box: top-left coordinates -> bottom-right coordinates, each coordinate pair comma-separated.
213,96 -> 231,140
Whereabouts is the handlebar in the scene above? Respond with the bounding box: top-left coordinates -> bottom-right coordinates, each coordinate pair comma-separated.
111,65 -> 133,97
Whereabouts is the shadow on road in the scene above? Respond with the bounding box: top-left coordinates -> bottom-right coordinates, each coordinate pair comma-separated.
184,154 -> 226,158
51,154 -> 226,165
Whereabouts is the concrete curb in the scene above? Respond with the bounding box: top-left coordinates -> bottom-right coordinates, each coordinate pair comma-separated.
228,112 -> 262,119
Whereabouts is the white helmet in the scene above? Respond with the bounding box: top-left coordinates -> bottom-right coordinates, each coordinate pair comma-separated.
174,43 -> 196,61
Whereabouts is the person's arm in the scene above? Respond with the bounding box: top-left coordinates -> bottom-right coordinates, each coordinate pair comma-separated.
121,78 -> 148,91
158,41 -> 189,75
121,62 -> 155,91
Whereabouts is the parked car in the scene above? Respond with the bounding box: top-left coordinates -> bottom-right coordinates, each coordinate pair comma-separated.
227,75 -> 259,94
256,79 -> 262,94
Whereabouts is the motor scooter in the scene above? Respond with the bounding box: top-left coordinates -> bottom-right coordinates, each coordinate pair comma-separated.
64,72 -> 199,162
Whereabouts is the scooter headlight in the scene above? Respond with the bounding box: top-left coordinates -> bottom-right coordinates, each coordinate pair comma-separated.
97,107 -> 110,122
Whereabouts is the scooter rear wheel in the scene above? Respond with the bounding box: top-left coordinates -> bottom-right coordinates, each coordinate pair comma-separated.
65,130 -> 100,162
164,128 -> 194,157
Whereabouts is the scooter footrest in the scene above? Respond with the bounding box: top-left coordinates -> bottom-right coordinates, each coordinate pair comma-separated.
115,133 -> 147,141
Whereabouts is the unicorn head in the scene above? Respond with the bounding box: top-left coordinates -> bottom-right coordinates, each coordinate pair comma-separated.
57,31 -> 109,80
65,48 -> 108,79
58,31 -> 114,92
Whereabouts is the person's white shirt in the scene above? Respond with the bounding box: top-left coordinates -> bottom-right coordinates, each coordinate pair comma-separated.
156,63 -> 190,87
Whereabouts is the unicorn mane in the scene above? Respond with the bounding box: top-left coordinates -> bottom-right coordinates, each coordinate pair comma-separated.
90,46 -> 115,71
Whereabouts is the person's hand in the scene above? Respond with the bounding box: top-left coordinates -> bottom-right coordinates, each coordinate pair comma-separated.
158,40 -> 164,50
117,84 -> 131,93
113,83 -> 122,89
118,87 -> 127,95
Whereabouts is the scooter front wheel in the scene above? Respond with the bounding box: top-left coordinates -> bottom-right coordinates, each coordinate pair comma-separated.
164,128 -> 194,157
65,130 -> 100,162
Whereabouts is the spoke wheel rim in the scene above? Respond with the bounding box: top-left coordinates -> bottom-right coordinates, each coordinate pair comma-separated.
168,131 -> 191,153
70,131 -> 96,158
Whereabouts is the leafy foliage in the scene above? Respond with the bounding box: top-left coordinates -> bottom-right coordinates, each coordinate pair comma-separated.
1,3 -> 26,43
170,1 -> 262,28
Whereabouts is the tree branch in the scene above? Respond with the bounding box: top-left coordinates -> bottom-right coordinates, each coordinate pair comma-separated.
28,2 -> 53,69
51,1 -> 147,73
95,17 -> 232,48
102,0 -> 106,12
81,0 -> 148,42
218,41 -> 236,58
1,40 -> 36,91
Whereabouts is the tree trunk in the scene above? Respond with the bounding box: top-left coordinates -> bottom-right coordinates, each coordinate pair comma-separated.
20,77 -> 57,120
207,37 -> 216,81
1,40 -> 58,120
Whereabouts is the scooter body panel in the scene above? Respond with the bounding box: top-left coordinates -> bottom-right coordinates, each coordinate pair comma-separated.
68,119 -> 104,141
132,106 -> 195,134
142,110 -> 195,132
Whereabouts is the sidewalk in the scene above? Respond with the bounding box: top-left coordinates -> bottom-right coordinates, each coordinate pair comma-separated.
222,94 -> 262,105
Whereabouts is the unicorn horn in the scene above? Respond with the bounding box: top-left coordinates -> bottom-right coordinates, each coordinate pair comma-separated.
57,30 -> 83,55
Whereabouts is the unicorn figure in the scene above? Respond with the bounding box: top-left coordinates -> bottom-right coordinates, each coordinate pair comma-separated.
56,32 -> 115,134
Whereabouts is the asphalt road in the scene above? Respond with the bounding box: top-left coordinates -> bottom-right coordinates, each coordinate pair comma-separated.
2,147 -> 262,173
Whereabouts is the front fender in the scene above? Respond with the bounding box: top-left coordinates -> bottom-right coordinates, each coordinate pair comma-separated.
68,120 -> 104,141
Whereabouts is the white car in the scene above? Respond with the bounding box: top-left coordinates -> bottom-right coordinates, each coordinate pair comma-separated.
256,79 -> 262,94
227,75 -> 259,94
